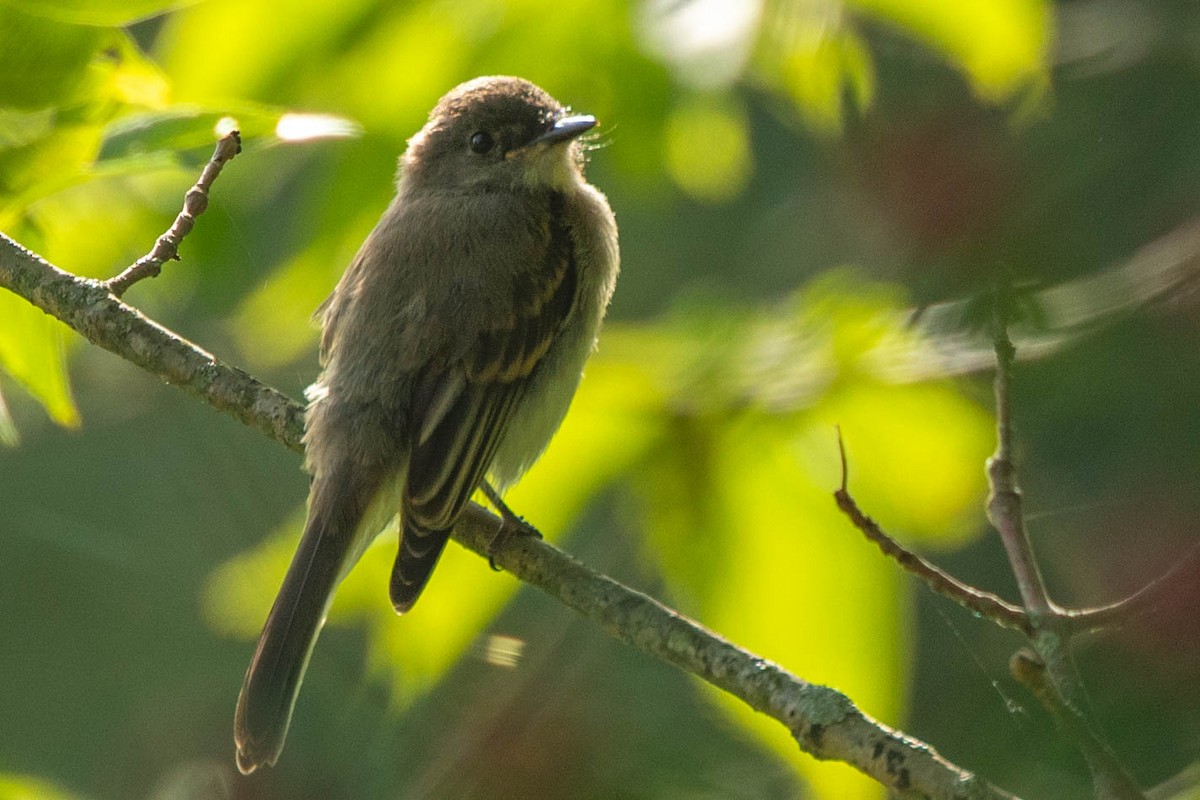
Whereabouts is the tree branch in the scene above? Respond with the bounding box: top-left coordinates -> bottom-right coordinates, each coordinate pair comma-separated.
833,429 -> 1033,636
985,305 -> 1144,800
106,130 -> 243,298
832,295 -> 1153,798
0,233 -> 301,449
1063,539 -> 1200,636
1010,650 -> 1144,800
985,311 -> 1053,617
0,230 -> 1017,799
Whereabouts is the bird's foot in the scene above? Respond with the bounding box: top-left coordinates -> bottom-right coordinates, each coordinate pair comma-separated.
482,482 -> 542,571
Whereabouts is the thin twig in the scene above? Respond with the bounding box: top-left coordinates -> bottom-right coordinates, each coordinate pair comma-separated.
1010,650 -> 1144,800
987,300 -> 1145,799
1063,539 -> 1200,635
834,429 -> 1033,635
106,130 -> 243,298
0,232 -> 1017,800
985,301 -> 1053,616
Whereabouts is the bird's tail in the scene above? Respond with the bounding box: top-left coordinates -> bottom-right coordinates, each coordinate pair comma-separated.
234,467 -> 385,774
389,519 -> 451,614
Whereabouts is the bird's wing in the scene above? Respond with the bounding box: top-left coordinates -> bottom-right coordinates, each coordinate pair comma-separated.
390,193 -> 578,611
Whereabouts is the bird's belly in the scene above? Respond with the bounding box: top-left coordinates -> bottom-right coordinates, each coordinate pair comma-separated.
487,312 -> 596,490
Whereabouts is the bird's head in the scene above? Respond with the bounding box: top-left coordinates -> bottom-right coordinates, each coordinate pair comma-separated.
400,76 -> 597,194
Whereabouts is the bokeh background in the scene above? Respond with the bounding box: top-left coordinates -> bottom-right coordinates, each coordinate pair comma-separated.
2,0 -> 1200,798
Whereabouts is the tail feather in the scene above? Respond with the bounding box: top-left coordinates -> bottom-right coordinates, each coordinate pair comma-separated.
389,519 -> 451,613
234,468 -> 381,774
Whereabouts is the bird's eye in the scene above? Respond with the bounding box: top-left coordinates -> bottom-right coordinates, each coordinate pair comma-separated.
469,131 -> 495,154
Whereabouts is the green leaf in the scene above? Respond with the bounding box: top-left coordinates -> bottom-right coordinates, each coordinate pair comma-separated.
0,30 -> 168,222
97,106 -> 279,166
781,27 -> 876,133
0,0 -> 191,26
756,12 -> 877,134
228,205 -> 380,370
632,276 -> 992,794
0,121 -> 104,224
203,526 -> 508,710
0,292 -> 79,428
0,4 -> 105,110
98,103 -> 360,169
156,0 -> 382,103
0,773 -> 86,800
637,412 -> 901,798
850,0 -> 1051,99
665,95 -> 753,201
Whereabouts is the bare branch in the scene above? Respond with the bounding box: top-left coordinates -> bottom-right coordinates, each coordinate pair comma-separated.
835,430 -> 1033,635
986,303 -> 1145,799
986,307 -> 1053,616
0,233 -> 301,450
1010,650 -> 1144,800
1064,539 -> 1200,635
106,130 -> 243,298
0,232 -> 1018,800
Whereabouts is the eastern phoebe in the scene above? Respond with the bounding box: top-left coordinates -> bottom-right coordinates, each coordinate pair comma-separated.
234,76 -> 619,773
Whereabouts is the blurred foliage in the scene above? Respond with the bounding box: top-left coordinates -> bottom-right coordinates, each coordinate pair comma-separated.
203,276 -> 992,796
4,0 -> 1200,799
0,776 -> 84,800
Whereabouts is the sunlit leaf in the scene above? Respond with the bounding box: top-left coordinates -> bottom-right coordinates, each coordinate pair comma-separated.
665,95 -> 752,201
0,4 -> 104,110
209,512 -> 512,705
201,513 -> 304,638
716,417 -> 902,798
0,30 -> 168,222
346,533 -> 517,704
849,0 -> 1051,99
776,26 -> 875,133
99,105 -> 359,171
23,174 -> 177,283
637,412 -> 901,798
0,293 -> 79,428
808,384 -> 992,547
156,0 -> 379,102
0,773 -> 86,800
0,122 -> 102,226
2,0 -> 193,26
0,108 -> 56,151
96,32 -> 171,109
307,3 -> 469,134
633,275 -> 991,793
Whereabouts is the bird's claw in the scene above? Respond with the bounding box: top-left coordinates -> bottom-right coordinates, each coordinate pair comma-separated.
487,513 -> 541,571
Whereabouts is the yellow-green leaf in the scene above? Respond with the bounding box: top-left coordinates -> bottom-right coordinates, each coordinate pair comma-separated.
0,292 -> 79,428
850,0 -> 1051,99
665,95 -> 752,202
2,0 -> 193,26
0,4 -> 104,110
0,773 -> 85,800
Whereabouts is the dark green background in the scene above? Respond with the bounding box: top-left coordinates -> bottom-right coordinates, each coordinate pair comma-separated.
2,1 -> 1199,798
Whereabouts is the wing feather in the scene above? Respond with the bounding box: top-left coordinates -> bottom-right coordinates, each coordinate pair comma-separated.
390,191 -> 577,610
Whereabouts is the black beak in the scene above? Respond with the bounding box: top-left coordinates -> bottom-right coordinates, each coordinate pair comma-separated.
535,115 -> 597,146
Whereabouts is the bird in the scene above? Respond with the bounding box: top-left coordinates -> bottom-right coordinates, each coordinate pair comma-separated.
233,75 -> 619,774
